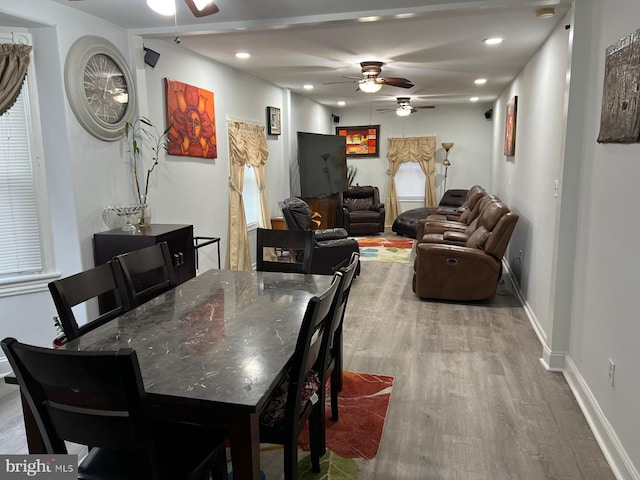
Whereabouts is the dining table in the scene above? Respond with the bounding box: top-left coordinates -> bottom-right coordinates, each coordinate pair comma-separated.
16,268 -> 333,480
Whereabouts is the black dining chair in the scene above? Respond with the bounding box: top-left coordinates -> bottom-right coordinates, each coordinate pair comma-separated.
259,274 -> 341,479
48,261 -> 128,341
327,252 -> 360,421
1,337 -> 228,480
256,228 -> 314,274
113,241 -> 177,308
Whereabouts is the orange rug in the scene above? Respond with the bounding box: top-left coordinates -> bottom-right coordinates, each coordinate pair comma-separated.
298,371 -> 394,459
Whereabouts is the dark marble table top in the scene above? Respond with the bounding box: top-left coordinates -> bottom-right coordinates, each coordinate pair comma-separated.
63,269 -> 332,413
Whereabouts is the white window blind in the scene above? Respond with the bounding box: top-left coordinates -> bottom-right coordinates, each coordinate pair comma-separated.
244,165 -> 259,227
0,85 -> 43,278
396,162 -> 426,199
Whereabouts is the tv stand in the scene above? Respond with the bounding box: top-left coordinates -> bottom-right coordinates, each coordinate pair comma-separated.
300,194 -> 338,229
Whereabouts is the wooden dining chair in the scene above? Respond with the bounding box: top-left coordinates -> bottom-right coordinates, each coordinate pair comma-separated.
48,261 -> 128,341
259,273 -> 341,479
327,252 -> 360,420
1,337 -> 228,480
256,228 -> 314,274
113,241 -> 177,308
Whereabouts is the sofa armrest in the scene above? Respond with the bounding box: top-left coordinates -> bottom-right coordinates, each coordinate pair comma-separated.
422,220 -> 467,235
314,228 -> 348,241
442,231 -> 468,244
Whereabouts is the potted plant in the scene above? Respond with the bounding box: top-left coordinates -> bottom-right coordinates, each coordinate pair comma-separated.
52,316 -> 66,348
124,116 -> 171,226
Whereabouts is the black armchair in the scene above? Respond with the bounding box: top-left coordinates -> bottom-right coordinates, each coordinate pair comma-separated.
337,185 -> 385,235
279,198 -> 360,275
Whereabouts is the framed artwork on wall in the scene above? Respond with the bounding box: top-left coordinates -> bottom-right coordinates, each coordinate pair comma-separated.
165,78 -> 217,158
336,125 -> 380,157
504,96 -> 517,156
267,106 -> 281,135
597,28 -> 640,143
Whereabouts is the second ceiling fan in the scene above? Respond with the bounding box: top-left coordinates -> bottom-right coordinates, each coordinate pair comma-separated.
378,97 -> 435,116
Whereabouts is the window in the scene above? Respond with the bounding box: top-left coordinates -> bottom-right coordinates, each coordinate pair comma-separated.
0,86 -> 42,278
244,165 -> 260,228
0,33 -> 54,295
395,162 -> 425,200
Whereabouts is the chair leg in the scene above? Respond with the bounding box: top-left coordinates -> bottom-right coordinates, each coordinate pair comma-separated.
330,369 -> 340,421
308,409 -> 324,472
283,437 -> 299,480
335,327 -> 344,392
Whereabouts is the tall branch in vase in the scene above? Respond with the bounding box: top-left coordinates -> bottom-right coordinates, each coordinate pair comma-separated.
124,117 -> 171,225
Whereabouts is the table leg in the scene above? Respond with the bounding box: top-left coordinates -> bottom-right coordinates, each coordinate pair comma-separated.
228,412 -> 261,480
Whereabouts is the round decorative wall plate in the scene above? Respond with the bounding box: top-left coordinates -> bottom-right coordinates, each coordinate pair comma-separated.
64,35 -> 137,141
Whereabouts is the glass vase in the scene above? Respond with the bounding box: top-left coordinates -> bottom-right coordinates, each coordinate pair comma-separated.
139,195 -> 152,227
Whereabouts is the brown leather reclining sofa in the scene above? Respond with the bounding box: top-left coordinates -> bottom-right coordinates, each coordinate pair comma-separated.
412,188 -> 519,301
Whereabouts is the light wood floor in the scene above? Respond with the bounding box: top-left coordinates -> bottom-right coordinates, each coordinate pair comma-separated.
0,258 -> 616,479
344,259 -> 615,480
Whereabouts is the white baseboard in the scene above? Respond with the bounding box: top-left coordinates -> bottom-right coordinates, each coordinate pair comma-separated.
564,356 -> 640,480
503,260 -> 638,480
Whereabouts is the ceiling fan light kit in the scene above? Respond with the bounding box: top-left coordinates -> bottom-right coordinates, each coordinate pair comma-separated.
147,0 -> 219,17
359,79 -> 383,93
147,0 -> 175,16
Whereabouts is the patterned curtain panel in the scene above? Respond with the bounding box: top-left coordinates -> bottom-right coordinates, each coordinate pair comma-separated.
227,120 -> 269,270
0,44 -> 32,116
385,136 -> 436,226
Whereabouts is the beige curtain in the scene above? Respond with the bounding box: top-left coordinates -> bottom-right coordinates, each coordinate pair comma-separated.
227,120 -> 269,270
385,136 -> 436,227
0,44 -> 32,116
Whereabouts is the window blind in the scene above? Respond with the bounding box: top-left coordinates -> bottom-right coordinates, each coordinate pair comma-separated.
0,85 -> 43,277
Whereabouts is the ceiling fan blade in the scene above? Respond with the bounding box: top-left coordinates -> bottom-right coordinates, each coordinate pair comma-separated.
184,0 -> 219,17
414,105 -> 436,109
376,108 -> 397,112
323,80 -> 358,85
377,77 -> 414,88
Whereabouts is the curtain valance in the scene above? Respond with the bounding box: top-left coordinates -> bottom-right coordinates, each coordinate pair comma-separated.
0,44 -> 32,116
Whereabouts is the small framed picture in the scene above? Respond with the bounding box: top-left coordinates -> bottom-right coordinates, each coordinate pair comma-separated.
267,106 -> 281,135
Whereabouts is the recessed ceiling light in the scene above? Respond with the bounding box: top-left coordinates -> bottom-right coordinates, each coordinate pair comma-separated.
337,101 -> 346,107
536,7 -> 556,19
484,37 -> 503,45
303,84 -> 314,90
394,13 -> 416,19
358,16 -> 381,22
474,78 -> 487,85
470,97 -> 480,102
235,52 -> 251,59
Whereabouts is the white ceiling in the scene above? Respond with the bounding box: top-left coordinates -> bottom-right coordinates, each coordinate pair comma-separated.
27,0 -> 572,109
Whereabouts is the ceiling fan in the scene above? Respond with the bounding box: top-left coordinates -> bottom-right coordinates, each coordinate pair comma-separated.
146,0 -> 219,17
325,61 -> 414,93
377,97 -> 435,116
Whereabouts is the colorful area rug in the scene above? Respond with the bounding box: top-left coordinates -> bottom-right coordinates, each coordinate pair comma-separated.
353,236 -> 414,264
239,371 -> 394,480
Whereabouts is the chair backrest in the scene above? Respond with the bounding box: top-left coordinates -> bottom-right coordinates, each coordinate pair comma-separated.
1,337 -> 159,475
323,252 -> 359,366
283,275 -> 340,429
464,201 -> 511,253
279,198 -> 313,231
48,261 -> 127,341
113,242 -> 177,308
256,228 -> 314,274
339,185 -> 380,211
458,187 -> 488,225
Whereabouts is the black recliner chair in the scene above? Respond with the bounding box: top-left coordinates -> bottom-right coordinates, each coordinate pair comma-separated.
337,185 -> 385,235
279,198 -> 360,275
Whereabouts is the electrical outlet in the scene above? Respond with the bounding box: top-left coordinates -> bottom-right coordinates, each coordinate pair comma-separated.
608,359 -> 615,387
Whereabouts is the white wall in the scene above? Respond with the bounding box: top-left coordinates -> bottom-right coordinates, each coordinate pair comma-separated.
490,12 -> 572,345
564,0 -> 640,475
335,103 -> 493,206
490,2 -> 640,477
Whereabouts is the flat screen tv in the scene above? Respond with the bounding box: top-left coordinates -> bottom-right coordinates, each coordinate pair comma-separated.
297,132 -> 347,197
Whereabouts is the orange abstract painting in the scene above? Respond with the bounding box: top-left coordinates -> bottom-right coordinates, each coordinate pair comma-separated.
165,78 -> 217,159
